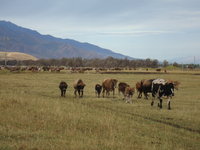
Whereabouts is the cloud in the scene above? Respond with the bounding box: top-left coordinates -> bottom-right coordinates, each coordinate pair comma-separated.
1,0 -> 200,60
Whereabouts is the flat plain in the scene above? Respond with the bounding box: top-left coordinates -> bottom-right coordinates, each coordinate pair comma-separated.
0,70 -> 199,150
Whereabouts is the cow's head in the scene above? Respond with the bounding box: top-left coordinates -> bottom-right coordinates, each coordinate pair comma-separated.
136,82 -> 142,90
164,82 -> 175,96
167,80 -> 180,90
125,87 -> 135,97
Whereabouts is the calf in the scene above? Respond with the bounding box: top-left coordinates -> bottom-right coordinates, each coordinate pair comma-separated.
74,79 -> 86,98
95,84 -> 102,98
124,87 -> 135,103
118,82 -> 130,96
59,81 -> 68,97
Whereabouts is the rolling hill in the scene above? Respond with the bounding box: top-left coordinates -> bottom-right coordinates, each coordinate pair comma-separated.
0,20 -> 133,59
0,52 -> 38,61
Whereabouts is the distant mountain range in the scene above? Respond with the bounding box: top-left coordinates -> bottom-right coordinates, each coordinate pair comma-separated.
169,56 -> 200,64
0,20 -> 132,59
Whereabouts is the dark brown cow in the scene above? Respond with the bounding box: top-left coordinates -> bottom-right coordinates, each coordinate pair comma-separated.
102,79 -> 118,98
137,79 -> 155,99
124,87 -> 135,103
95,84 -> 102,98
59,81 -> 68,97
118,82 -> 130,96
73,79 -> 86,98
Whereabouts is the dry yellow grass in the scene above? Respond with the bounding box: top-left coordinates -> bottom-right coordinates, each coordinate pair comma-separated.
0,52 -> 38,61
0,71 -> 199,150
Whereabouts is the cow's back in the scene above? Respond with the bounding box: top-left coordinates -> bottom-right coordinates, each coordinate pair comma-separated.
102,78 -> 117,91
102,79 -> 112,89
142,79 -> 154,91
74,79 -> 84,89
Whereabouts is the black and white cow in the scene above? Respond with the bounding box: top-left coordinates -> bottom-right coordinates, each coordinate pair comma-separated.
151,79 -> 175,110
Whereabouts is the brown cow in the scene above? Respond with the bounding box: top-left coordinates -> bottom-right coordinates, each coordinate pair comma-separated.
73,79 -> 86,98
124,87 -> 135,103
136,79 -> 155,99
135,81 -> 143,98
102,79 -> 118,98
118,82 -> 130,96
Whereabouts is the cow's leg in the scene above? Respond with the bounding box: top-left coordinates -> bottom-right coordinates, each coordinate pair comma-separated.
158,98 -> 163,109
126,96 -> 130,103
167,97 -> 171,110
78,89 -> 81,97
144,92 -> 148,99
126,98 -> 128,103
137,92 -> 142,99
61,90 -> 63,97
125,96 -> 128,103
102,89 -> 105,98
113,89 -> 115,98
140,91 -> 143,98
123,94 -> 126,100
130,97 -> 133,104
126,96 -> 132,104
106,91 -> 109,97
74,89 -> 77,97
151,99 -> 154,106
63,90 -> 66,97
81,90 -> 83,98
151,92 -> 156,106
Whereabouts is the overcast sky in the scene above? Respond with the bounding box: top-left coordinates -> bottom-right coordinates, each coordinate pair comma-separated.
0,0 -> 200,61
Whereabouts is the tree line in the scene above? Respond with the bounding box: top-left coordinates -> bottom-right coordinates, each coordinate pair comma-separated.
0,57 -> 199,69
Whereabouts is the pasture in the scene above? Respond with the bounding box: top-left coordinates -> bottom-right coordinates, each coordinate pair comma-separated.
0,71 -> 200,150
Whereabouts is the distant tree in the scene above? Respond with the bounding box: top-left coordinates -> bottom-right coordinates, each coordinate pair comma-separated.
151,59 -> 159,68
163,60 -> 169,67
145,58 -> 151,67
173,62 -> 180,67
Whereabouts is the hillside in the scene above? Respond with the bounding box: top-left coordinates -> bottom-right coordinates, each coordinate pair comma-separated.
0,52 -> 38,61
0,21 -> 133,59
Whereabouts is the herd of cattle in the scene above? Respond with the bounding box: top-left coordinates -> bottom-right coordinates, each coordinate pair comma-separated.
0,66 -> 167,73
59,78 -> 180,110
0,66 -> 132,72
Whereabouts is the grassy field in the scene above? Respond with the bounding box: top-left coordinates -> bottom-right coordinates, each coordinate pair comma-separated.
0,71 -> 200,150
